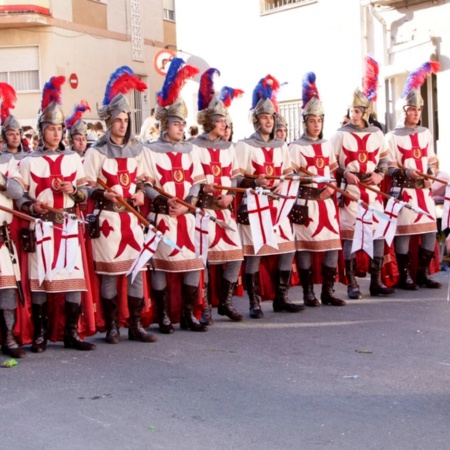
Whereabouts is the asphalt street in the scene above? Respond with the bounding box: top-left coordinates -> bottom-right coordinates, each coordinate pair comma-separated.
1,270 -> 450,450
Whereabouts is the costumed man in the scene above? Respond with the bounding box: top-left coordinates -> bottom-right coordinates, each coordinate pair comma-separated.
193,68 -> 244,325
235,75 -> 303,318
66,101 -> 90,161
385,61 -> 441,290
0,82 -> 29,162
0,82 -> 27,358
275,113 -> 288,142
142,57 -> 208,333
83,66 -> 156,344
219,86 -> 241,143
289,73 -> 345,307
331,62 -> 394,300
16,76 -> 95,353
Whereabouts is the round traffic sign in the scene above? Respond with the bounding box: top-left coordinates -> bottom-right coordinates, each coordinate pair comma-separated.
69,73 -> 78,89
154,49 -> 176,76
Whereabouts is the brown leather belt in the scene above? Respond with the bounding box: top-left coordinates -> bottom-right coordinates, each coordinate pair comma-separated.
352,172 -> 371,182
100,200 -> 132,213
40,207 -> 77,223
397,179 -> 425,189
196,194 -> 227,210
299,186 -> 324,201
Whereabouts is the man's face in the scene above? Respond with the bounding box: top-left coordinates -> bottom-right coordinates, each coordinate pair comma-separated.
110,112 -> 129,142
72,134 -> 87,155
275,126 -> 287,141
305,115 -> 323,139
211,117 -> 227,139
257,114 -> 274,135
5,129 -> 21,149
166,119 -> 186,143
43,124 -> 63,149
350,107 -> 364,127
404,106 -> 422,127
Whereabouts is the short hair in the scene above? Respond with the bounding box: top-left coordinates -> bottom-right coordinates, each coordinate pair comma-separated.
189,125 -> 198,137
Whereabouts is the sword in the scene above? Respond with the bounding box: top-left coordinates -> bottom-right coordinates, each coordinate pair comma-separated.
2,221 -> 24,306
152,185 -> 235,232
95,178 -> 181,251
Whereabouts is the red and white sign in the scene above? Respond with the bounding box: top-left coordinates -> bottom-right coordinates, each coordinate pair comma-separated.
154,49 -> 176,76
69,73 -> 78,89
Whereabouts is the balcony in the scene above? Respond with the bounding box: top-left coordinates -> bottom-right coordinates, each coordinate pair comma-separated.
261,0 -> 317,15
0,1 -> 51,29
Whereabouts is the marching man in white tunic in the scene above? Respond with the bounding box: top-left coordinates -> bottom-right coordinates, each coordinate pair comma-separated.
17,76 -> 95,353
193,68 -> 244,324
235,75 -> 303,318
289,73 -> 345,307
385,61 -> 441,290
142,58 -> 208,333
84,66 -> 157,344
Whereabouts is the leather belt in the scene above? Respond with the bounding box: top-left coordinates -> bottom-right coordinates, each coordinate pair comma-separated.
396,179 -> 425,189
299,186 -> 324,201
197,194 -> 227,210
352,172 -> 371,182
40,207 -> 77,224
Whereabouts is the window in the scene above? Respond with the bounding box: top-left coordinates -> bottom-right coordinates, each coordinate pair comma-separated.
163,0 -> 175,21
279,101 -> 302,143
0,46 -> 39,92
261,0 -> 317,14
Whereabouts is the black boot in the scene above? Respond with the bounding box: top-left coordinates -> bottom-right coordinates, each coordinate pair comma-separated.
0,309 -> 26,358
31,302 -> 48,353
245,272 -> 264,319
128,296 -> 157,342
180,285 -> 208,331
63,302 -> 96,351
101,296 -> 120,344
273,270 -> 304,313
396,253 -> 418,290
199,282 -> 213,326
345,259 -> 362,299
298,268 -> 320,307
321,266 -> 346,306
218,279 -> 244,321
416,248 -> 442,289
369,257 -> 395,296
152,289 -> 174,334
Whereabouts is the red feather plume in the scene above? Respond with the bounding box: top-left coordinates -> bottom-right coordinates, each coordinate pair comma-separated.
158,64 -> 199,107
402,61 -> 440,98
65,100 -> 91,130
41,76 -> 66,111
107,73 -> 147,104
0,82 -> 17,124
363,56 -> 379,101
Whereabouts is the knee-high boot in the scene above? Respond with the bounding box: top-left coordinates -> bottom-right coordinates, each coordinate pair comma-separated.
245,272 -> 263,319
199,281 -> 213,326
0,309 -> 26,358
273,270 -> 304,313
395,253 -> 418,290
321,266 -> 346,306
152,288 -> 174,334
31,302 -> 48,353
101,296 -> 120,344
180,285 -> 208,332
218,279 -> 243,321
416,248 -> 442,288
128,296 -> 157,342
298,268 -> 320,307
369,257 -> 395,296
64,302 -> 96,351
345,259 -> 362,299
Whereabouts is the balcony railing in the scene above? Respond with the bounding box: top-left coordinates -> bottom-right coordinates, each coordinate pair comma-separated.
261,0 -> 317,14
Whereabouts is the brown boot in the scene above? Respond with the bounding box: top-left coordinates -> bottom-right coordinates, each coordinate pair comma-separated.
396,253 -> 418,290
31,302 -> 48,353
321,266 -> 346,306
128,296 -> 157,342
273,270 -> 304,313
180,285 -> 208,332
199,282 -> 213,326
298,268 -> 320,307
218,279 -> 243,321
63,302 -> 96,351
101,296 -> 120,344
245,272 -> 264,319
369,257 -> 395,296
345,259 -> 362,299
152,288 -> 174,334
416,248 -> 442,289
0,309 -> 26,358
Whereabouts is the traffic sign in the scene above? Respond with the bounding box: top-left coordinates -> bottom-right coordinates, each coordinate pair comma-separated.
154,49 -> 176,76
69,73 -> 78,89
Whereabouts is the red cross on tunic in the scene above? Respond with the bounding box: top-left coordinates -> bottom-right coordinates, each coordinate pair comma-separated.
252,147 -> 282,187
342,133 -> 379,174
379,202 -> 400,238
201,148 -> 232,195
194,214 -> 209,258
156,152 -> 194,199
398,134 -> 428,172
401,189 -> 430,224
158,215 -> 195,257
102,158 -> 137,198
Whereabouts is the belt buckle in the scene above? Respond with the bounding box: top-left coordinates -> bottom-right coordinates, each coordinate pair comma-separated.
414,179 -> 423,189
54,212 -> 65,224
113,203 -> 126,213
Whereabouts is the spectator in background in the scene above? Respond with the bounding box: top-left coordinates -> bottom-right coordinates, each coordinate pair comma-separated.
93,121 -> 105,138
186,125 -> 199,141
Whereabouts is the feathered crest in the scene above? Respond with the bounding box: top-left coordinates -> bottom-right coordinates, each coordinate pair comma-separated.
158,57 -> 199,107
0,82 -> 17,124
301,72 -> 320,109
402,61 -> 440,98
102,66 -> 147,106
65,100 -> 91,130
363,56 -> 379,101
198,68 -> 220,111
219,86 -> 244,108
251,74 -> 280,111
41,76 -> 65,112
